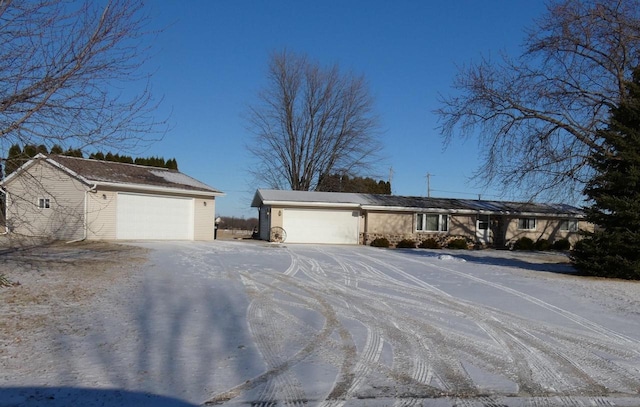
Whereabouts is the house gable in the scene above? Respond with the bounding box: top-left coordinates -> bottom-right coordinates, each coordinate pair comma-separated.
3,158 -> 87,240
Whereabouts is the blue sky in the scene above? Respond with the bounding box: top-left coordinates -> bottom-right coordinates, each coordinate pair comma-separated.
141,1 -> 549,218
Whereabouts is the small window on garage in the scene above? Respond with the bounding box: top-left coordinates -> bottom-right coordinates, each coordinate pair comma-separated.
518,217 -> 536,230
38,198 -> 50,209
416,213 -> 448,232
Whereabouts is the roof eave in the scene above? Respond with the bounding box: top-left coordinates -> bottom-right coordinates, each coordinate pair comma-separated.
93,180 -> 225,197
258,200 -> 361,209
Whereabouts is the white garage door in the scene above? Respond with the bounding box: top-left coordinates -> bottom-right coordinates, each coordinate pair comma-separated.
282,208 -> 360,244
117,193 -> 194,240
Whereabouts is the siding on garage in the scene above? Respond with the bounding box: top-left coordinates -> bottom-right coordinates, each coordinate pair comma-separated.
88,189 -> 216,241
194,197 -> 215,240
4,160 -> 85,240
87,188 -> 118,240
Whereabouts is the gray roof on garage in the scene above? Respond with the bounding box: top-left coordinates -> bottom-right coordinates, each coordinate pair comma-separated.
10,154 -> 223,194
252,189 -> 584,216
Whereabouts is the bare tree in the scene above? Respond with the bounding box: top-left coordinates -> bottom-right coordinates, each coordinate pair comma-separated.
436,0 -> 640,202
246,50 -> 382,191
0,0 -> 165,158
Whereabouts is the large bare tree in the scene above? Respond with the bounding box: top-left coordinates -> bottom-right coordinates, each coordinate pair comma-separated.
436,0 -> 640,202
247,51 -> 382,191
0,0 -> 164,158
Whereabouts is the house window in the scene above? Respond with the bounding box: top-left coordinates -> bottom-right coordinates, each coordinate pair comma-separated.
38,198 -> 50,209
416,213 -> 448,232
518,217 -> 536,230
560,219 -> 579,232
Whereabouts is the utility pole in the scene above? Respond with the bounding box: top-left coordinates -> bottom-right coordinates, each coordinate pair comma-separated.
426,172 -> 432,198
388,167 -> 394,194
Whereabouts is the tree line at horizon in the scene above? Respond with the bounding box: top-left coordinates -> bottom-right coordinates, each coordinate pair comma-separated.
3,144 -> 178,176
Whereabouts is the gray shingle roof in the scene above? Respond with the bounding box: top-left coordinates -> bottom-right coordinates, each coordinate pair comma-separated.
49,155 -> 222,194
252,189 -> 584,217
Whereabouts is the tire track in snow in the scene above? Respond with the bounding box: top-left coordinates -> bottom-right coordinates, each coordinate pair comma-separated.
206,267 -> 357,405
353,249 -> 640,398
310,248 -> 476,398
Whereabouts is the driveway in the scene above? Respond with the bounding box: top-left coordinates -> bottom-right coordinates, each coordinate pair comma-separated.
2,240 -> 640,406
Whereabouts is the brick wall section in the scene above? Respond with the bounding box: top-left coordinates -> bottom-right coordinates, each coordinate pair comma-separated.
361,232 -> 475,248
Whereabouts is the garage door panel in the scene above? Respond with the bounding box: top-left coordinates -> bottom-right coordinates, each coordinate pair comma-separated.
117,193 -> 194,240
282,209 -> 359,244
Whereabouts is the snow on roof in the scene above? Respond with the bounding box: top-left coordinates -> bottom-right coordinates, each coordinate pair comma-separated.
252,189 -> 584,216
46,155 -> 222,194
252,189 -> 369,207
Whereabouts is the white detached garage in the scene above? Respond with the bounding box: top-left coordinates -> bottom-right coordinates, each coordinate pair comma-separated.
2,154 -> 224,241
252,189 -> 363,244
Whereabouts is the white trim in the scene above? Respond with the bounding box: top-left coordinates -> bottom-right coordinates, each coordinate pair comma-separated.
94,180 -> 223,198
260,200 -> 360,209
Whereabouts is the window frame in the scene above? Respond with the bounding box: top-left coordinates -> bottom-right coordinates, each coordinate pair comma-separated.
416,213 -> 449,232
38,198 -> 51,209
560,219 -> 579,232
517,217 -> 536,231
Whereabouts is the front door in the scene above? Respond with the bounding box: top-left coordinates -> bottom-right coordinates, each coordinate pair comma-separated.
476,214 -> 490,245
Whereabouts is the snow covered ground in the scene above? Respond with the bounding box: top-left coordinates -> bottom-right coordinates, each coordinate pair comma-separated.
3,240 -> 640,406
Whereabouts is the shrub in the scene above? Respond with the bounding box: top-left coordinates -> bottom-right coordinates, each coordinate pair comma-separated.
419,238 -> 442,249
513,237 -> 535,250
396,239 -> 416,249
446,238 -> 469,250
370,237 -> 390,248
551,238 -> 571,251
534,239 -> 551,251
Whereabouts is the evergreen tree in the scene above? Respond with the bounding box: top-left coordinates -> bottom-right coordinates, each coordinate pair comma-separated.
572,67 -> 640,279
166,158 -> 178,170
50,144 -> 64,155
63,148 -> 83,157
36,145 -> 48,155
317,173 -> 391,194
23,145 -> 37,158
4,144 -> 24,175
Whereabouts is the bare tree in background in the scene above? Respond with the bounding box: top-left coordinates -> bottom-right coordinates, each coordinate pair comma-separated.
0,0 -> 165,159
247,50 -> 382,191
436,0 -> 640,202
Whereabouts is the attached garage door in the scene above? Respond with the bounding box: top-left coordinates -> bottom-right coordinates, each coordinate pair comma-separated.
117,193 -> 194,240
282,208 -> 360,244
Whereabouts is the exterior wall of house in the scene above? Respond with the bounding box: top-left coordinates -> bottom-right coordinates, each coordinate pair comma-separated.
86,188 -> 118,240
270,207 -> 284,228
4,160 -> 85,240
449,214 -> 476,236
362,211 -> 481,247
194,197 -> 215,240
256,205 -> 284,242
361,211 -> 414,245
86,187 -> 216,241
504,217 -> 591,247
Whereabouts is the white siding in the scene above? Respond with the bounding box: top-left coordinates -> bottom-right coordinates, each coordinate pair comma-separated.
4,160 -> 85,240
194,197 -> 215,240
87,189 -> 117,240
